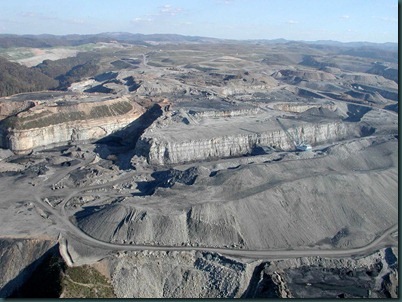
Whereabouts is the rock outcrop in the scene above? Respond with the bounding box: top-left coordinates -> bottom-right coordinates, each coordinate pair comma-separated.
0,93 -> 145,154
272,102 -> 337,113
135,114 -> 363,165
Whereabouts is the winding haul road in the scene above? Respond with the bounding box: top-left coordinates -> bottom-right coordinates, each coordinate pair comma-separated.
32,152 -> 398,263
36,191 -> 398,261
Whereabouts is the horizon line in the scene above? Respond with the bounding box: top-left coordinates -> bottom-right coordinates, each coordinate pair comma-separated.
0,32 -> 397,45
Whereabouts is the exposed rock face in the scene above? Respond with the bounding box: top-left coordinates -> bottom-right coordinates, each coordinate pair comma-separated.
136,118 -> 362,165
109,251 -> 250,298
0,93 -> 145,154
104,247 -> 398,298
272,102 -> 337,113
0,237 -> 56,298
188,107 -> 261,118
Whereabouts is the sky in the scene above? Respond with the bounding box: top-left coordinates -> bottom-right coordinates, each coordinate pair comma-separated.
0,0 -> 398,43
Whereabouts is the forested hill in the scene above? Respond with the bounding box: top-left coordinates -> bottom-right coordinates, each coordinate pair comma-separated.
0,52 -> 103,97
0,57 -> 58,97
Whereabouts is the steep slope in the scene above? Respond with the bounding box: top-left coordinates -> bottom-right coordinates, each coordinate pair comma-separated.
0,92 -> 145,153
134,106 -> 370,165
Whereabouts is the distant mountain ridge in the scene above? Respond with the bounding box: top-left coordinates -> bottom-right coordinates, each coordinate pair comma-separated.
0,32 -> 221,48
0,32 -> 397,50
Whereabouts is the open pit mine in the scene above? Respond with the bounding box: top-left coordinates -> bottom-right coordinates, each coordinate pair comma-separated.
0,35 -> 398,298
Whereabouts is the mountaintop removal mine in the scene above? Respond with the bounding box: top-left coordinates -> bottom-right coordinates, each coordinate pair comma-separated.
0,34 -> 398,298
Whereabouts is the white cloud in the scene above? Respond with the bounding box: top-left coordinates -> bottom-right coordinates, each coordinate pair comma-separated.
287,20 -> 299,24
132,17 -> 153,23
131,4 -> 185,25
159,4 -> 184,16
341,15 -> 350,19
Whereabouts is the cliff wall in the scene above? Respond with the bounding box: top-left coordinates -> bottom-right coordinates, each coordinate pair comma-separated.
136,121 -> 363,165
0,96 -> 145,154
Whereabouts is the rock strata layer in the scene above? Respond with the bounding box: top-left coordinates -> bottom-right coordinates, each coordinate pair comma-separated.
0,93 -> 145,154
135,112 -> 364,165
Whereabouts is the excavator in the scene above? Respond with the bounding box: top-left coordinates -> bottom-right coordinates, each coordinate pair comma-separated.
276,117 -> 312,151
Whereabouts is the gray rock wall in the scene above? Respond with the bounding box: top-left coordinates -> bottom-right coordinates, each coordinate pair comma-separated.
5,119 -> 135,154
137,121 -> 361,165
0,97 -> 145,154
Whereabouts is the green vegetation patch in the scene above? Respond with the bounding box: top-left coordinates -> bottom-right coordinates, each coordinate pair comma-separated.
1,101 -> 133,130
32,52 -> 102,90
11,253 -> 115,298
0,57 -> 58,97
111,59 -> 132,69
61,265 -> 115,298
89,101 -> 133,118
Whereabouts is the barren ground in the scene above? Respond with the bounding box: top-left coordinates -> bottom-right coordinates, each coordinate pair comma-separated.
0,39 -> 398,298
